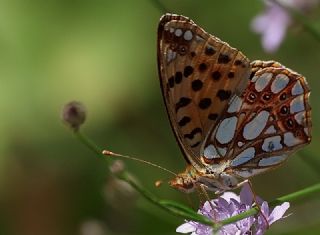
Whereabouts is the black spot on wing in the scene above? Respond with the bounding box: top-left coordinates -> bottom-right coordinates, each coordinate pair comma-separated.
211,71 -> 221,81
184,65 -> 194,77
190,141 -> 201,148
218,54 -> 231,64
178,116 -> 191,127
199,98 -> 212,109
175,72 -> 182,84
184,127 -> 202,140
216,90 -> 231,101
191,79 -> 203,91
175,97 -> 191,112
208,113 -> 218,120
205,46 -> 216,56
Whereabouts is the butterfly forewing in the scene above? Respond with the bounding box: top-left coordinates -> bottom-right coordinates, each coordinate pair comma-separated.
157,14 -> 251,168
203,61 -> 311,178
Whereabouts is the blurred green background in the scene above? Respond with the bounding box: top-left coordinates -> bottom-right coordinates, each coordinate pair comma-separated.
0,0 -> 319,234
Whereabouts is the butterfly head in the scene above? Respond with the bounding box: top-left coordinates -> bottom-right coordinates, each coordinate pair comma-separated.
169,165 -> 199,193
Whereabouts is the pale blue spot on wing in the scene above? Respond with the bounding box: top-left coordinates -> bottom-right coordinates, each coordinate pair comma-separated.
227,96 -> 242,113
243,111 -> 269,140
204,145 -> 219,159
262,136 -> 282,152
255,73 -> 272,92
290,95 -> 305,114
291,81 -> 304,95
258,155 -> 287,166
231,147 -> 255,167
215,116 -> 237,144
284,132 -> 302,147
271,74 -> 289,94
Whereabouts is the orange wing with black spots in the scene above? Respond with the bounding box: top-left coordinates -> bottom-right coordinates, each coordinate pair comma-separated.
157,14 -> 251,169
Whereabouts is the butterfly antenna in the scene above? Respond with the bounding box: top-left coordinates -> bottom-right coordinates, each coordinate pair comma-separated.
102,150 -> 178,177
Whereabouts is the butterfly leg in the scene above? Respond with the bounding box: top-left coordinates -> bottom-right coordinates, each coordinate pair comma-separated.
238,179 -> 270,229
195,184 -> 217,221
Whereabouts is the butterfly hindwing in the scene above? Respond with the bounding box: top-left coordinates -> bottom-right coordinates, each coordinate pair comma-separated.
202,61 -> 311,178
157,14 -> 251,169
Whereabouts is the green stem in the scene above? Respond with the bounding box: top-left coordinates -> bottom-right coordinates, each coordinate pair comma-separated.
218,182 -> 320,228
270,182 -> 320,206
71,129 -> 320,230
117,171 -> 214,226
74,130 -> 104,157
72,129 -> 213,225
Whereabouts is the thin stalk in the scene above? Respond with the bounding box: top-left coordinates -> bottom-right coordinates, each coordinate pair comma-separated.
218,183 -> 320,228
71,129 -> 320,229
74,130 -> 104,157
117,171 -> 214,226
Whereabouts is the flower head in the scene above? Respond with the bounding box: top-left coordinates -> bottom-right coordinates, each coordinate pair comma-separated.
251,0 -> 319,53
61,101 -> 86,131
176,183 -> 290,235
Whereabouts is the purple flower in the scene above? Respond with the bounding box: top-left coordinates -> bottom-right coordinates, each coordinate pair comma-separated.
251,0 -> 319,53
176,183 -> 290,235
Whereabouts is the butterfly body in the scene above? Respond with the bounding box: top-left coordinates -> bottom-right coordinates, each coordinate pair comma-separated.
157,14 -> 311,193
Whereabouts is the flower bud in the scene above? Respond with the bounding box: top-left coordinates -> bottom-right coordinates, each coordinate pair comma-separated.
61,101 -> 86,131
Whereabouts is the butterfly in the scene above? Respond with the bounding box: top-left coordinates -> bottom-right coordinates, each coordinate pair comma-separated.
157,14 -> 312,194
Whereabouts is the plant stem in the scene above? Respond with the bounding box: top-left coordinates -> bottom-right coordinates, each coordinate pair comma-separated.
117,171 -> 214,225
74,130 -> 104,157
218,182 -> 320,228
72,129 -> 320,229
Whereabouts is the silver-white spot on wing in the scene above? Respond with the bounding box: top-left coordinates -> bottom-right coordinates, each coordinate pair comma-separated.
265,125 -> 276,134
183,30 -> 193,41
291,81 -> 304,95
258,155 -> 287,166
290,95 -> 305,114
234,168 -> 269,178
237,141 -> 244,147
204,145 -> 220,159
217,147 -> 227,156
271,74 -> 289,94
215,116 -> 238,144
284,132 -> 303,147
174,28 -> 183,37
254,73 -> 273,92
262,136 -> 283,152
231,147 -> 255,167
243,111 -> 269,140
294,112 -> 306,125
166,49 -> 176,63
227,96 -> 243,113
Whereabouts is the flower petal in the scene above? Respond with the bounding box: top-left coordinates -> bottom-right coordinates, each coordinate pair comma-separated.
221,192 -> 239,202
176,222 -> 196,233
269,202 -> 290,225
239,183 -> 253,205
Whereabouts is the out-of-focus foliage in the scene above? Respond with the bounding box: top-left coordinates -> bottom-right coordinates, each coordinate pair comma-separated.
0,1 -> 319,235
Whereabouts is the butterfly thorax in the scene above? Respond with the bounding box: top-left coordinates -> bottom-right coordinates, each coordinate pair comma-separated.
169,163 -> 240,194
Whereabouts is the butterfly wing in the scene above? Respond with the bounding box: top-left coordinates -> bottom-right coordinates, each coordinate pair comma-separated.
157,14 -> 251,169
202,61 -> 311,178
